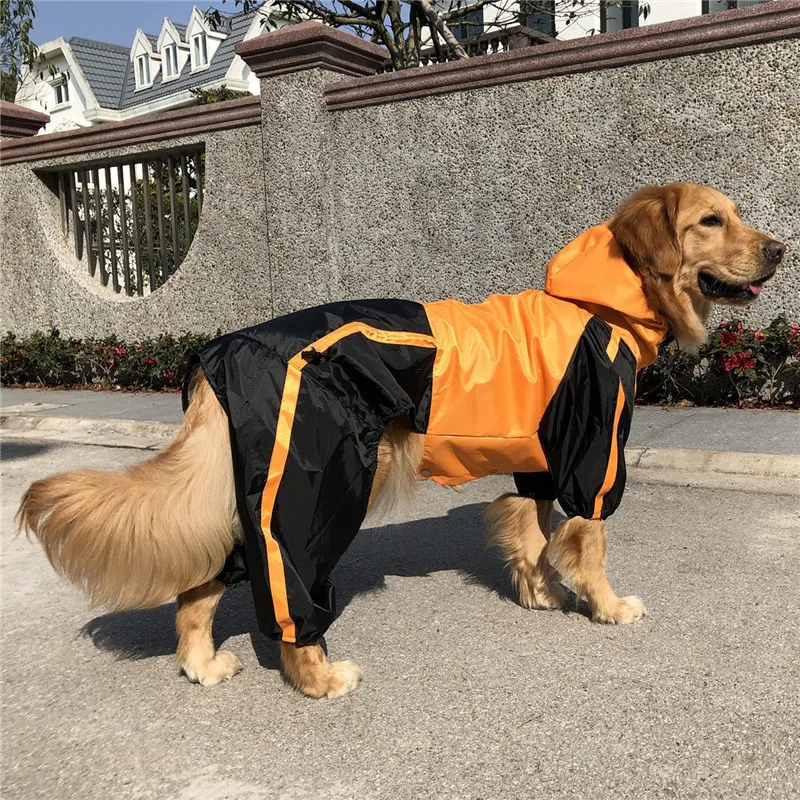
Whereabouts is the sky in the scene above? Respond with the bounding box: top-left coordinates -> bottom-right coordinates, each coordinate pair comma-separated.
31,0 -> 236,46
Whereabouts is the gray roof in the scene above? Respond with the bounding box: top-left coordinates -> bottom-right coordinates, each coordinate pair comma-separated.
173,23 -> 188,42
67,10 -> 258,111
67,37 -> 129,108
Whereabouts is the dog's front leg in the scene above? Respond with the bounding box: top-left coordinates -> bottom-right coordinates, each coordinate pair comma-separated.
547,517 -> 646,624
176,579 -> 243,686
484,493 -> 566,610
280,643 -> 362,699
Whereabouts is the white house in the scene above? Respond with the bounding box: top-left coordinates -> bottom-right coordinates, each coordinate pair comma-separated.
14,5 -> 285,133
15,0 -> 773,134
472,0 -> 771,43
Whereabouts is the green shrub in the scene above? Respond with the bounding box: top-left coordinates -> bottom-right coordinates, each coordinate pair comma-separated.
0,329 -> 213,391
2,318 -> 799,407
637,315 -> 800,408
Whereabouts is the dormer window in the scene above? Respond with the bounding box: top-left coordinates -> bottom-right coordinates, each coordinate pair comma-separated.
52,77 -> 70,107
136,54 -> 151,88
192,33 -> 208,69
163,43 -> 179,78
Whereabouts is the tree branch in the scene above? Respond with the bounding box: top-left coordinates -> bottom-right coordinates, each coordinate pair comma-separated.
417,0 -> 469,60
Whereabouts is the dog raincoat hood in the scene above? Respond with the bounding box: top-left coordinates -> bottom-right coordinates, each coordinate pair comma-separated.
544,224 -> 668,368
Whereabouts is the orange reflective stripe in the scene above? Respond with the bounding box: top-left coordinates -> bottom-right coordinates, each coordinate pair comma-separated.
592,380 -> 626,520
260,364 -> 301,642
287,322 -> 436,369
261,323 -> 437,643
605,333 -> 620,364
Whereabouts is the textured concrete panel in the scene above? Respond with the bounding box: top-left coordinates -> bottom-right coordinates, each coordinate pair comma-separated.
2,38 -> 798,339
259,68 -> 353,317
0,125 -> 271,338
325,38 -> 800,326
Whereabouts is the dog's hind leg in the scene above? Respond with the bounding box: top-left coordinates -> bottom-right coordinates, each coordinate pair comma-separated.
547,517 -> 646,624
176,579 -> 242,686
484,494 -> 566,610
280,643 -> 362,699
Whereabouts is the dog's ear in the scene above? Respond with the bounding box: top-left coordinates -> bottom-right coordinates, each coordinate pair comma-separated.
608,184 -> 682,280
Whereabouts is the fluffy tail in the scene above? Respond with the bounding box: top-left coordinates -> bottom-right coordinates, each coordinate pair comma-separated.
16,374 -> 239,611
366,418 -> 424,521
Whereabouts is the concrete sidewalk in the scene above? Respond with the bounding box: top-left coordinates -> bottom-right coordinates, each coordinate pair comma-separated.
2,386 -> 799,453
3,441 -> 799,800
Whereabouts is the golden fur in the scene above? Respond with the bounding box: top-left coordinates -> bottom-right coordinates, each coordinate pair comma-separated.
17,183 -> 784,697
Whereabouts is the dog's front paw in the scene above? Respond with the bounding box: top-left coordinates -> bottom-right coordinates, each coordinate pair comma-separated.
182,650 -> 243,687
591,595 -> 647,625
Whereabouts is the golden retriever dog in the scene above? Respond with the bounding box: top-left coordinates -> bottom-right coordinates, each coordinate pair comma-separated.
18,183 -> 786,699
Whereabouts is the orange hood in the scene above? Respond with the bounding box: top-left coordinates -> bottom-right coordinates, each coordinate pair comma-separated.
544,225 -> 668,367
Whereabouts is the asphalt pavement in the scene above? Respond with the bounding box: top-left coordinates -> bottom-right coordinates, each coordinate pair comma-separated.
3,387 -> 799,454
2,435 -> 799,799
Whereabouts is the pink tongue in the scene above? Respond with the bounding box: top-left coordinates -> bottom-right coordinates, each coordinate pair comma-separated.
748,283 -> 762,296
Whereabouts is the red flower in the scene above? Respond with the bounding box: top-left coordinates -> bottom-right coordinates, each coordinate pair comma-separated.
754,331 -> 766,341
720,331 -> 739,347
721,354 -> 739,372
738,352 -> 756,370
145,356 -> 156,366
163,370 -> 175,380
114,347 -> 127,356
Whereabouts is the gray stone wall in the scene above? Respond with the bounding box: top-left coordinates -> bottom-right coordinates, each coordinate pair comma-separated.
319,38 -> 800,327
1,36 -> 798,340
0,125 -> 270,338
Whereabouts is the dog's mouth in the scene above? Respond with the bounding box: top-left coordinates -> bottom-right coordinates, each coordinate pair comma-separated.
697,271 -> 773,302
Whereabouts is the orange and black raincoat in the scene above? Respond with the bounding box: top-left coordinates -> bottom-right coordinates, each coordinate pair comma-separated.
188,225 -> 668,645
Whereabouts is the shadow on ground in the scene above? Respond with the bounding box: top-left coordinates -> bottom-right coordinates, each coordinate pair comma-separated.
0,440 -> 54,462
83,502 -> 571,670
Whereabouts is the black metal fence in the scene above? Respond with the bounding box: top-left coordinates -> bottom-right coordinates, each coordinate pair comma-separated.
48,146 -> 205,297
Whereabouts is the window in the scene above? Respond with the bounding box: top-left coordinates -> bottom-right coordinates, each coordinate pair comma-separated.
163,43 -> 179,78
53,80 -> 70,106
192,33 -> 208,68
136,54 -> 151,87
600,1 -> 639,32
702,0 -> 765,12
519,1 -> 556,38
453,7 -> 484,42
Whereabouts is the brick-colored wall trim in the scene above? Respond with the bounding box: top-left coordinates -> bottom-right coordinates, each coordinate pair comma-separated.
325,0 -> 800,110
236,21 -> 388,78
0,96 -> 260,166
0,101 -> 50,139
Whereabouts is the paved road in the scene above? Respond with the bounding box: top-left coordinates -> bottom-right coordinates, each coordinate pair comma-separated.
2,439 -> 799,799
3,387 -> 799,455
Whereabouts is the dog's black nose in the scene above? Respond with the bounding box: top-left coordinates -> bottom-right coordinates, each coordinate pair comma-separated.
763,239 -> 787,264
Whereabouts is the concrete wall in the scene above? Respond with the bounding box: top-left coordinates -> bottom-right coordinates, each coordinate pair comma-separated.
316,37 -> 800,329
0,124 -> 271,338
1,6 -> 798,339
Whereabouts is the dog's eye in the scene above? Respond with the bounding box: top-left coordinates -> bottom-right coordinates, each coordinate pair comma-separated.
701,215 -> 723,227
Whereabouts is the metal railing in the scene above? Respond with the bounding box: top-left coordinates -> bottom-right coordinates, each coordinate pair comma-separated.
378,24 -> 553,72
49,146 -> 205,296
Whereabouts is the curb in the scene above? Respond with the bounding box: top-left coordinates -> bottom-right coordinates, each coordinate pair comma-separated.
0,413 -> 179,451
625,446 -> 800,480
2,412 -> 800,480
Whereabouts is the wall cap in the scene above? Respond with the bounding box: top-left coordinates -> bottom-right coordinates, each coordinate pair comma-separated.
236,20 -> 388,78
0,101 -> 50,138
325,0 -> 800,110
0,96 -> 260,166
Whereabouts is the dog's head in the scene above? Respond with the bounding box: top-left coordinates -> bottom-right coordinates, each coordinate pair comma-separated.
608,183 -> 786,350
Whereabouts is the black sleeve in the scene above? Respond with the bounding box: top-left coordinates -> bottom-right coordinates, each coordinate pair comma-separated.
538,316 -> 636,521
